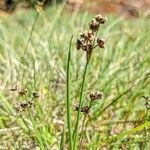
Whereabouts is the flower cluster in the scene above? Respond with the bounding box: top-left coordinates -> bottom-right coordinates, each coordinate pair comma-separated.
75,91 -> 104,114
76,14 -> 107,62
33,92 -> 40,98
13,89 -> 40,112
75,105 -> 90,114
89,14 -> 106,33
19,89 -> 27,96
14,101 -> 33,112
90,91 -> 103,101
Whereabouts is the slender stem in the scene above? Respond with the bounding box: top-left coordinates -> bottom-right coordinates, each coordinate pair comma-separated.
60,127 -> 65,150
18,12 -> 39,82
79,99 -> 93,149
79,114 -> 87,149
23,12 -> 39,57
73,60 -> 89,150
66,36 -> 73,150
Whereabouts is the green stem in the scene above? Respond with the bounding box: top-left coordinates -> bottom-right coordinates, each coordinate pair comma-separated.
79,114 -> 87,149
79,99 -> 93,149
60,127 -> 65,150
73,60 -> 89,150
66,36 -> 73,150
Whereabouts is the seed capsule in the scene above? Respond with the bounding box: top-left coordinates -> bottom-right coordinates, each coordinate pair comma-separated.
95,14 -> 107,24
97,38 -> 106,48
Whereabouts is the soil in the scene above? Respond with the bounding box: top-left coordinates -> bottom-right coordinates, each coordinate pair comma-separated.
67,0 -> 150,18
0,0 -> 150,18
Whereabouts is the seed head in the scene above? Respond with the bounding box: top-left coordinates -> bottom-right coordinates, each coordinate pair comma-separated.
90,91 -> 103,101
97,38 -> 106,48
20,102 -> 28,108
89,19 -> 100,33
10,85 -> 17,91
95,14 -> 107,24
19,89 -> 27,96
33,92 -> 40,98
81,106 -> 90,114
75,105 -> 90,114
14,100 -> 33,112
76,31 -> 94,52
76,14 -> 107,62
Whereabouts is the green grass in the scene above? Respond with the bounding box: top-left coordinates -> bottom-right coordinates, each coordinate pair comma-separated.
0,4 -> 150,149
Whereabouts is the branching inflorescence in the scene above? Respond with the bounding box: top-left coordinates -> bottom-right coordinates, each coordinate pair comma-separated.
76,14 -> 107,62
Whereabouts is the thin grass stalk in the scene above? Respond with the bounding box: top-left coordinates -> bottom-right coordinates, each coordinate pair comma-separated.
73,60 -> 89,150
17,12 -> 39,82
66,36 -> 73,150
23,12 -> 39,57
60,127 -> 65,150
79,100 -> 92,149
79,114 -> 87,149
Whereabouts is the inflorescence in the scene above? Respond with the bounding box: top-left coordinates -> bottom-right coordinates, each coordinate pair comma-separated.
75,91 -> 104,114
76,14 -> 107,62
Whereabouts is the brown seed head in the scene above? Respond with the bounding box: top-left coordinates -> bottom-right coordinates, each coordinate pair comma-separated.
97,38 -> 106,48
77,31 -> 94,52
81,106 -> 90,114
95,14 -> 107,24
20,101 -> 28,109
89,19 -> 100,33
10,85 -> 17,91
33,92 -> 40,98
75,105 -> 90,114
19,89 -> 27,96
76,14 -> 107,62
90,91 -> 103,101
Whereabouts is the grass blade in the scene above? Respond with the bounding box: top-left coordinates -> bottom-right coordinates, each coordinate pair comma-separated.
73,60 -> 89,150
66,35 -> 73,150
60,127 -> 65,150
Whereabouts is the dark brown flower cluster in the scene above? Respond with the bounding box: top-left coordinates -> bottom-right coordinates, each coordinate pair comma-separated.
13,89 -> 40,112
90,91 -> 103,101
89,14 -> 107,32
14,101 -> 33,112
10,85 -> 40,99
75,91 -> 104,114
75,105 -> 90,114
19,89 -> 27,96
76,14 -> 107,62
33,92 -> 40,98
10,85 -> 17,91
19,89 -> 40,99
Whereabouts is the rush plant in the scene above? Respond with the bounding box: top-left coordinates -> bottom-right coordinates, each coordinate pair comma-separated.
66,14 -> 107,150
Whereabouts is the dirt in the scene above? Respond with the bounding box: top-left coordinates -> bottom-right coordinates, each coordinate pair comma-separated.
0,0 -> 150,18
67,0 -> 150,18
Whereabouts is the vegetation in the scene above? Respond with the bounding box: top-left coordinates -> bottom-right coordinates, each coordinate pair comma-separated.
0,3 -> 149,149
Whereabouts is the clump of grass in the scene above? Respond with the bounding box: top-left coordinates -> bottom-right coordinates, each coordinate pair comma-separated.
0,4 -> 149,149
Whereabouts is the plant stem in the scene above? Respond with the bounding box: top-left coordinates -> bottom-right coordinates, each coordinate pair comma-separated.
79,99 -> 93,149
66,36 -> 73,150
79,114 -> 87,149
73,60 -> 89,150
60,127 -> 65,150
